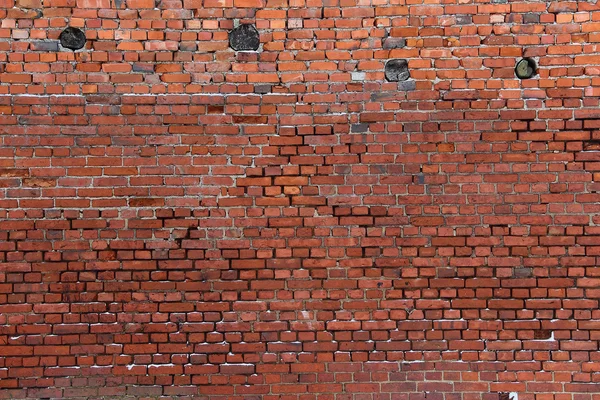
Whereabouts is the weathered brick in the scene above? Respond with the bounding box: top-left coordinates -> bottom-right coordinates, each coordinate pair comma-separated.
0,1 -> 597,399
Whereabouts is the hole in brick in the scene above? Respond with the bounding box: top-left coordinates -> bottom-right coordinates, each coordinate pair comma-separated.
229,24 -> 260,51
385,59 -> 410,82
515,58 -> 536,79
59,27 -> 86,50
583,141 -> 600,151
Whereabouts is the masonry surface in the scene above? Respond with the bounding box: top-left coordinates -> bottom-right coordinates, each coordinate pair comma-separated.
1,0 -> 600,399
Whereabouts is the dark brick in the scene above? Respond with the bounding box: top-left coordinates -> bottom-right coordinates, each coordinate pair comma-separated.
132,63 -> 155,73
351,123 -> 369,133
523,13 -> 540,24
383,37 -> 406,49
30,41 -> 59,51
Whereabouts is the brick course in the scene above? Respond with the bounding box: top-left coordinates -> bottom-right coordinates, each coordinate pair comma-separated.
1,0 -> 600,399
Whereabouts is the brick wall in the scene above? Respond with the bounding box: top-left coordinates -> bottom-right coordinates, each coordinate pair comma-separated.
1,0 -> 600,398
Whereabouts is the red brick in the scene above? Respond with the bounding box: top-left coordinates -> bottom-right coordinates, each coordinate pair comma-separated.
0,2 -> 597,398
